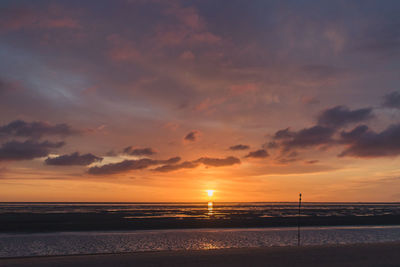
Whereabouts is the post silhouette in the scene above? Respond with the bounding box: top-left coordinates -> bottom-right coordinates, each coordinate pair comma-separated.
298,193 -> 302,246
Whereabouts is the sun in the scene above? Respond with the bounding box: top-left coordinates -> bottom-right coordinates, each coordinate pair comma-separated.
206,190 -> 215,197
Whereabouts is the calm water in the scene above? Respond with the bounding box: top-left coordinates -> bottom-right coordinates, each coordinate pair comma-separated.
1,202 -> 400,218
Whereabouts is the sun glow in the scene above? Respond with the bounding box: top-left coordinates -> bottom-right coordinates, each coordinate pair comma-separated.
206,190 -> 214,197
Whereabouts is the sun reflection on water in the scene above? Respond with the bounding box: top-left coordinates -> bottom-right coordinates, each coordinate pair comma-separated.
207,202 -> 213,216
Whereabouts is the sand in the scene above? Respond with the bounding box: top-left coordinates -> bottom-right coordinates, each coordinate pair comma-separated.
1,242 -> 400,267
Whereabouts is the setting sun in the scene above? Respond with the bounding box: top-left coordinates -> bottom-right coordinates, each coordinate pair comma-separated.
207,190 -> 215,197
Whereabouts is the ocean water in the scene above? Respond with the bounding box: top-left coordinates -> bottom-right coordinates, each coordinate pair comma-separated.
1,202 -> 400,218
1,226 -> 400,257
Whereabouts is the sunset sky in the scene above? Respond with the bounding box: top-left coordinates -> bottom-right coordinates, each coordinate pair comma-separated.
1,0 -> 400,202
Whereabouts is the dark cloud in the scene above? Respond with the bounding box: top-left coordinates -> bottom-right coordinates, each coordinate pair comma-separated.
245,149 -> 269,158
382,91 -> 400,109
154,156 -> 241,172
45,152 -> 102,166
339,124 -> 400,158
123,146 -> 157,156
229,144 -> 250,151
279,125 -> 335,150
264,141 -> 279,149
340,125 -> 369,143
0,140 -> 64,161
195,156 -> 240,167
305,160 -> 319,164
317,106 -> 373,128
184,130 -> 199,142
88,156 -> 181,175
161,156 -> 181,165
154,161 -> 199,172
273,128 -> 295,140
269,106 -> 372,154
0,120 -> 78,139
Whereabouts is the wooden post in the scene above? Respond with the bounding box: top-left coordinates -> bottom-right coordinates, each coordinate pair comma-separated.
298,193 -> 302,246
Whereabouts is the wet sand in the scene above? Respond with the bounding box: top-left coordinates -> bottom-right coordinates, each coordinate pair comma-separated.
1,242 -> 400,267
2,212 -> 400,232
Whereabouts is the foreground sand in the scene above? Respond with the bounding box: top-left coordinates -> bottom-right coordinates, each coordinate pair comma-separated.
1,242 -> 400,267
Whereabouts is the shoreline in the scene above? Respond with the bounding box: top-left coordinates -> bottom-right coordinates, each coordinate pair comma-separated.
2,242 -> 400,266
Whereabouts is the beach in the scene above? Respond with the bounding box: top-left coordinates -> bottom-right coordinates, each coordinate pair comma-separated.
2,203 -> 400,265
1,242 -> 400,267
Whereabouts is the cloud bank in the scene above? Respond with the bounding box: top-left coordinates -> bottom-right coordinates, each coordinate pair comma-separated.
0,120 -> 78,139
45,152 -> 102,166
0,140 -> 64,161
229,144 -> 250,151
88,157 -> 181,175
245,149 -> 269,158
123,146 -> 157,156
317,106 -> 373,128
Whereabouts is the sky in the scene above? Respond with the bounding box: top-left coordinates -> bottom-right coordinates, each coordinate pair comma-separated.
1,0 -> 400,202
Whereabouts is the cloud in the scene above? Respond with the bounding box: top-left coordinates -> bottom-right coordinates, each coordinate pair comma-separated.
0,120 -> 78,139
0,6 -> 80,32
0,140 -> 64,161
123,146 -> 157,156
229,144 -> 250,151
154,3 -> 221,47
276,125 -> 335,150
269,105 -> 373,155
317,105 -> 373,128
264,141 -> 279,149
195,156 -> 240,167
275,151 -> 298,164
340,125 -> 369,143
184,130 -> 200,142
382,91 -> 400,109
88,156 -> 181,175
245,149 -> 269,158
154,156 -> 241,172
273,128 -> 295,140
45,152 -> 102,166
154,161 -> 199,172
339,124 -> 400,158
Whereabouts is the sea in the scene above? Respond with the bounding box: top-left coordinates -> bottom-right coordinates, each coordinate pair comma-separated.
1,202 -> 400,257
